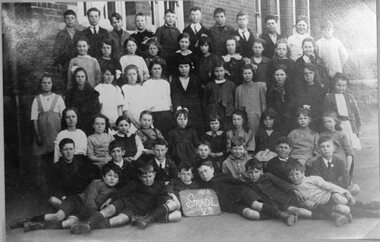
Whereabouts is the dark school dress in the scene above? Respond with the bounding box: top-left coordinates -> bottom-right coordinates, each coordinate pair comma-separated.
113,133 -> 138,158
168,127 -> 199,165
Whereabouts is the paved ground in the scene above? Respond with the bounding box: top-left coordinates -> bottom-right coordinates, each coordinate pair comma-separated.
5,111 -> 380,241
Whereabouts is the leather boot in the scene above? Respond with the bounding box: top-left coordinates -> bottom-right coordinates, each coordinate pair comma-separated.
330,212 -> 348,227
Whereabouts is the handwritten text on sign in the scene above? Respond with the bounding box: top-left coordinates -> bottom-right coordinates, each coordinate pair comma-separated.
179,189 -> 221,217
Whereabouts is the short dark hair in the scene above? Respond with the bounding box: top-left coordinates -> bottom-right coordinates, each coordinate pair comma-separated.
245,158 -> 263,171
265,15 -> 277,23
135,12 -> 145,19
213,8 -> 226,17
92,113 -> 110,134
109,12 -> 122,23
197,160 -> 214,169
213,58 -> 225,71
64,10 -> 77,18
59,138 -> 75,150
102,162 -> 122,178
108,140 -> 125,152
61,107 -> 79,130
197,140 -> 211,150
123,37 -> 138,50
115,115 -> 131,126
276,136 -> 292,147
75,36 -> 90,46
86,7 -> 100,17
231,136 -> 246,148
236,11 -> 248,20
154,138 -> 168,147
165,9 -> 175,15
190,6 -> 202,12
198,36 -> 214,53
318,135 -> 334,146
287,160 -> 306,173
137,160 -> 155,176
177,32 -> 191,43
178,162 -> 194,173
333,72 -> 348,84
296,15 -> 308,25
254,38 -> 266,47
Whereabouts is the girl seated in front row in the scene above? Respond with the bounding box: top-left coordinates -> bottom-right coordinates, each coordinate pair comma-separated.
226,109 -> 255,155
136,110 -> 165,161
87,114 -> 114,168
287,106 -> 319,167
113,115 -> 143,163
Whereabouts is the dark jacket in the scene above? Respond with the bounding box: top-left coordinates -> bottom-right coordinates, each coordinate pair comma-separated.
203,79 -> 236,118
233,28 -> 255,58
309,156 -> 349,188
152,157 -> 178,183
208,24 -> 235,56
183,24 -> 210,54
81,26 -> 110,58
259,32 -> 283,59
109,29 -> 130,60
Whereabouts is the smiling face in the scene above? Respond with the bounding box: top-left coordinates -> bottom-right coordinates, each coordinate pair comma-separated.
297,113 -> 311,128
77,40 -> 89,56
302,41 -> 314,56
41,77 -> 53,93
276,143 -> 291,159
296,20 -> 308,35
178,168 -> 193,185
111,17 -> 122,31
274,69 -> 287,87
198,165 -> 214,182
231,145 -> 245,159
103,170 -> 119,187
288,169 -> 304,185
110,147 -> 125,162
87,10 -> 100,26
65,110 -> 78,128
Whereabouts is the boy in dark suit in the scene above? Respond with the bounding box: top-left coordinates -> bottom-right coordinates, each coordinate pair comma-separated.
233,11 -> 255,58
208,8 -> 235,56
183,6 -> 209,55
259,15 -> 282,59
81,8 -> 110,58
151,138 -> 178,184
130,13 -> 154,57
108,12 -> 130,60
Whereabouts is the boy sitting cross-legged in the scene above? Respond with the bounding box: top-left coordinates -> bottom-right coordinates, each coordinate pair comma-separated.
71,160 -> 181,233
287,160 -> 355,226
15,162 -> 121,232
198,160 -> 297,225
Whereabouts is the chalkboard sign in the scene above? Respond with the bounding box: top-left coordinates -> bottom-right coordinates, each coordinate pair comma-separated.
179,189 -> 221,217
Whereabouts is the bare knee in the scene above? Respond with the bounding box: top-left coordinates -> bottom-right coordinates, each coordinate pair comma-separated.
332,193 -> 348,205
109,214 -> 130,227
166,199 -> 180,211
347,184 -> 360,196
100,205 -> 116,218
242,208 -> 260,220
167,210 -> 182,222
48,196 -> 62,209
251,201 -> 263,211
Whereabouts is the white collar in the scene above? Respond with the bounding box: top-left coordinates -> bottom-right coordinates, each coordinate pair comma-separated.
155,158 -> 166,168
278,157 -> 288,162
215,79 -> 226,84
113,159 -> 124,168
322,157 -> 333,167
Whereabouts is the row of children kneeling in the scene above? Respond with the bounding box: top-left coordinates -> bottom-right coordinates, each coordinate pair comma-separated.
11,132 -> 380,233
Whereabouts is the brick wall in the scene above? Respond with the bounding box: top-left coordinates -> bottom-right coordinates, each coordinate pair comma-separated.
183,0 -> 256,33
309,0 -> 377,80
279,0 -> 294,37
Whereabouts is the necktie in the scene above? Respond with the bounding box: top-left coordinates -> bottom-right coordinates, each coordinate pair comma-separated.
160,163 -> 164,169
92,26 -> 97,35
242,31 -> 247,41
194,26 -> 198,35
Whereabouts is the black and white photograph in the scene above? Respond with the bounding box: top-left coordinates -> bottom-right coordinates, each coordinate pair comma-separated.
1,0 -> 379,241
